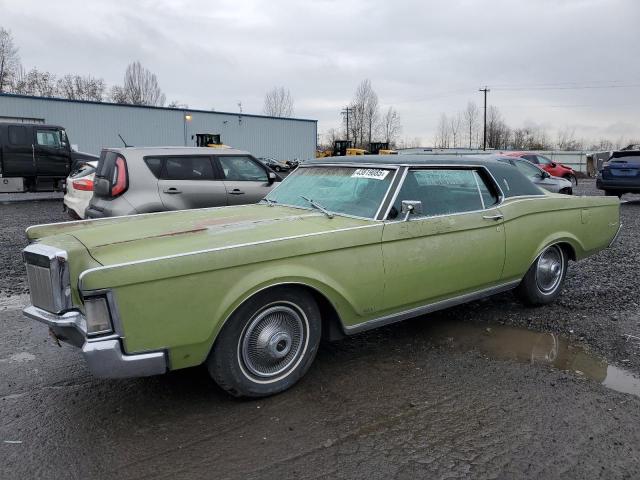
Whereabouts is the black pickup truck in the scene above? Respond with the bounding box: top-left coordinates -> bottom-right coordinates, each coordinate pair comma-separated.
0,123 -> 98,192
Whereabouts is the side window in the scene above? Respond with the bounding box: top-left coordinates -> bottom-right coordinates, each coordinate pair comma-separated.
218,156 -> 267,182
36,129 -> 62,148
522,154 -> 538,164
536,155 -> 553,165
393,169 -> 486,218
8,126 -> 31,145
473,171 -> 499,207
514,160 -> 543,180
144,157 -> 163,178
162,156 -> 214,180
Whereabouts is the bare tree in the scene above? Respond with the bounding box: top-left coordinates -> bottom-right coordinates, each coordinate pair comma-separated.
463,102 -> 479,149
381,107 -> 401,146
556,126 -> 583,151
449,114 -> 462,148
56,74 -> 105,101
434,113 -> 451,148
112,61 -> 166,106
348,80 -> 380,148
263,86 -> 294,117
11,67 -> 56,97
0,27 -> 20,92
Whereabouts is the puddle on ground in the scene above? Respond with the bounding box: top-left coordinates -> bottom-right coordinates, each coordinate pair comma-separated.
427,321 -> 640,399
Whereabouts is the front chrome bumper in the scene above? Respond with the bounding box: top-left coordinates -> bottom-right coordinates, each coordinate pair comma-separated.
24,305 -> 167,378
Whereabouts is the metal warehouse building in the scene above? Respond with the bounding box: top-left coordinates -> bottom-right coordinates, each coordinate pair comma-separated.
0,93 -> 317,160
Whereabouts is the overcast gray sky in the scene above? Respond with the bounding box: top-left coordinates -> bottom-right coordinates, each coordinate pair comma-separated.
2,0 -> 639,145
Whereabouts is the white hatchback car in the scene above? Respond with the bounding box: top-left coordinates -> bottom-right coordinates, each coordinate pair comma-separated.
63,161 -> 97,219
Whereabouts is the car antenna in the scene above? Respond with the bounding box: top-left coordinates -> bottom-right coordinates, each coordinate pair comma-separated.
118,134 -> 132,147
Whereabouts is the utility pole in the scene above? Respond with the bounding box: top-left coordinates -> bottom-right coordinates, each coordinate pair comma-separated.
479,86 -> 490,151
341,106 -> 352,143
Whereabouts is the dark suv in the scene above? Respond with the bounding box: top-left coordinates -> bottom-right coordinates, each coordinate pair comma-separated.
596,146 -> 640,198
0,123 -> 97,192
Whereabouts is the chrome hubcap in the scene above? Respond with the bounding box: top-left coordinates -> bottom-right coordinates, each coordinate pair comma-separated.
536,246 -> 564,293
241,305 -> 306,379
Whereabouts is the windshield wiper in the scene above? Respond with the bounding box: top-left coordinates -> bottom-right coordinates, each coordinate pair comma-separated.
262,198 -> 278,206
300,196 -> 334,219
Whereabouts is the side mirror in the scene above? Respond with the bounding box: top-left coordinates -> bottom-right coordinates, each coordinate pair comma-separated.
550,162 -> 557,168
541,170 -> 551,179
401,200 -> 423,221
267,171 -> 277,185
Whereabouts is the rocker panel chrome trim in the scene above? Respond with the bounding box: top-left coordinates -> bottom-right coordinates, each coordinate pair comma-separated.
344,280 -> 521,334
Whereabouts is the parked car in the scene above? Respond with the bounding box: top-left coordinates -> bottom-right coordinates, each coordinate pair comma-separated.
596,149 -> 640,198
285,159 -> 300,169
258,157 -> 291,172
502,151 -> 578,185
64,161 -> 97,219
86,147 -> 281,218
492,155 -> 573,194
0,123 -> 97,193
22,156 -> 620,397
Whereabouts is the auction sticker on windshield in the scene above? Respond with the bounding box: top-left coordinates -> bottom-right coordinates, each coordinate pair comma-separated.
351,168 -> 390,180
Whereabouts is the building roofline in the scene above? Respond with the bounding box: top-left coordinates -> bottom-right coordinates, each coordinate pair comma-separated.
0,93 -> 318,123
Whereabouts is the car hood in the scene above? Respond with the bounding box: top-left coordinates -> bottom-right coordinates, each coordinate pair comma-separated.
61,204 -> 372,266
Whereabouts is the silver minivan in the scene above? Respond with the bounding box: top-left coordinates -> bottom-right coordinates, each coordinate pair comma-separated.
86,147 -> 280,218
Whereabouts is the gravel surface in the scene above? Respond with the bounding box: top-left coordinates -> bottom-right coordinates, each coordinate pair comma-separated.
0,200 -> 68,297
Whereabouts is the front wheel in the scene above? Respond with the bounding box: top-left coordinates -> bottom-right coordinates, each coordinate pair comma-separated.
515,244 -> 568,305
207,286 -> 321,397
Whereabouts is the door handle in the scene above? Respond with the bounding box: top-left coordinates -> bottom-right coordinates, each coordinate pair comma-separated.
229,189 -> 245,195
163,187 -> 181,194
482,214 -> 504,221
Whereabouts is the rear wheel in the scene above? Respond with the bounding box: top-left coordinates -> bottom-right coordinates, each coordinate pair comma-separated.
207,286 -> 321,397
515,244 -> 568,305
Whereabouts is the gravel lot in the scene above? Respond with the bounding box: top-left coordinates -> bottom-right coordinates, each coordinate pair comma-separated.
1,180 -> 640,479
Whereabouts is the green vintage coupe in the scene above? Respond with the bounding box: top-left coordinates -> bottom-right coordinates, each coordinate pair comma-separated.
23,156 -> 621,396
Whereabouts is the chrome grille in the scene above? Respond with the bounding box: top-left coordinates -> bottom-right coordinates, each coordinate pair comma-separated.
23,244 -> 72,313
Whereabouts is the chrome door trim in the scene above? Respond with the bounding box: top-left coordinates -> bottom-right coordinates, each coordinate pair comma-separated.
344,280 -> 521,335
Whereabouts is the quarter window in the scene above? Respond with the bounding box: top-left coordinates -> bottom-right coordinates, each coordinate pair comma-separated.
392,169 -> 497,218
218,156 -> 267,182
162,156 -> 214,180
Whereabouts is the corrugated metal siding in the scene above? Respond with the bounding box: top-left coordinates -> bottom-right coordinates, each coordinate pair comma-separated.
0,95 -> 317,160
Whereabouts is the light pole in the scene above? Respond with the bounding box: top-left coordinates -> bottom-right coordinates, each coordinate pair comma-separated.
183,113 -> 192,146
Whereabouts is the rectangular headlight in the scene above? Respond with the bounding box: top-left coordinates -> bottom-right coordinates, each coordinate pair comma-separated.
84,296 -> 113,335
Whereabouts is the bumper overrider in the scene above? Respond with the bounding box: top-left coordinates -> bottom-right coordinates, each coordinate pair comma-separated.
22,244 -> 167,378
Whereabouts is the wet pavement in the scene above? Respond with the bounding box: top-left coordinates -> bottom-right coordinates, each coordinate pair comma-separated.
2,179 -> 640,478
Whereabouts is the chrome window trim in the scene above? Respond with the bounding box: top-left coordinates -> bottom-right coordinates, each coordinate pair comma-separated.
473,170 -> 486,210
344,279 -> 521,334
77,223 -> 383,289
265,164 -> 400,221
382,165 -> 506,221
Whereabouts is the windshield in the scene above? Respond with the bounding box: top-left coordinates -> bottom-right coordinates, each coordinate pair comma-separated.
265,166 -> 394,219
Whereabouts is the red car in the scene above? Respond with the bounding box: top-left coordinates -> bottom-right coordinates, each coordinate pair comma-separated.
502,151 -> 578,185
